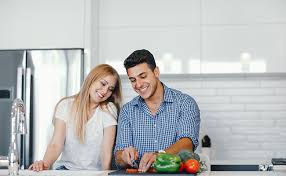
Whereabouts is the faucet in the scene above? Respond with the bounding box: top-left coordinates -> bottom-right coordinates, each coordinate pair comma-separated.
0,98 -> 27,176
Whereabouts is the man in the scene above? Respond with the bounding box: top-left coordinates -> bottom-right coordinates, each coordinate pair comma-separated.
114,49 -> 200,172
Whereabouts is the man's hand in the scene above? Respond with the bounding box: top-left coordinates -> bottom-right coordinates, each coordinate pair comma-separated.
138,152 -> 157,172
28,160 -> 50,172
122,146 -> 138,166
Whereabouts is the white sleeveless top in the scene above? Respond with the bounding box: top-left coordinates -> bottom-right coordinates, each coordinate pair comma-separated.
53,98 -> 117,170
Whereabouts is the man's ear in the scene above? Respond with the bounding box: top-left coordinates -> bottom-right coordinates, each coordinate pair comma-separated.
154,67 -> 160,78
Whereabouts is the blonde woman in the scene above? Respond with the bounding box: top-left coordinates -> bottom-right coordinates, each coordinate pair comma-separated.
29,64 -> 122,171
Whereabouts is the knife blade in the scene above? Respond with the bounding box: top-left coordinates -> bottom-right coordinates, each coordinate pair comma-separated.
131,159 -> 139,169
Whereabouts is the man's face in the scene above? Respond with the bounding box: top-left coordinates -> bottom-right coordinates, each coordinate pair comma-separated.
127,63 -> 160,100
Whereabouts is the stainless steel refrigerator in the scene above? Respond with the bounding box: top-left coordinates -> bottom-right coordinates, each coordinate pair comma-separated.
0,49 -> 84,168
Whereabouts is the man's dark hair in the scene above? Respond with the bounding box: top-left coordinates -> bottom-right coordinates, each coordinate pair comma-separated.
124,49 -> 157,71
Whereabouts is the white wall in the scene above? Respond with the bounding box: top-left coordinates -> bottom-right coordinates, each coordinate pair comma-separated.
0,0 -> 85,49
121,74 -> 286,162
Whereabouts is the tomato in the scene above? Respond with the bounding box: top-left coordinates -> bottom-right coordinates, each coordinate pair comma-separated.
184,159 -> 200,174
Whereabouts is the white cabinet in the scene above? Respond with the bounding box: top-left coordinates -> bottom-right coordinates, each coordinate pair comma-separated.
0,0 -> 85,49
201,0 -> 286,73
97,0 -> 286,74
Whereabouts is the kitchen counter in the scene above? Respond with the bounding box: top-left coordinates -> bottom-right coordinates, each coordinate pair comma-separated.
0,170 -> 285,176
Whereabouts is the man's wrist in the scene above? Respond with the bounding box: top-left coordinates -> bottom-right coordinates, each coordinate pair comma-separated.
154,150 -> 166,154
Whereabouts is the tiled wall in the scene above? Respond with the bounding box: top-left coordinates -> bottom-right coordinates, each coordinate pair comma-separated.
120,74 -> 286,162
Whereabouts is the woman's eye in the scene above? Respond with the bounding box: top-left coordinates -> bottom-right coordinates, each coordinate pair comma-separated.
140,74 -> 146,79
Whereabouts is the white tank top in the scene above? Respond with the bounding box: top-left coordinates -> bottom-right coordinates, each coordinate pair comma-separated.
53,98 -> 117,170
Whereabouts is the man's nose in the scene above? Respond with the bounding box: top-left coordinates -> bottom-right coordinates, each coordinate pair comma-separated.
135,79 -> 143,89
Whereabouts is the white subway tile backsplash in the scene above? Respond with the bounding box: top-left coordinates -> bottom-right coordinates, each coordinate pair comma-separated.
247,135 -> 286,142
275,88 -> 286,95
246,104 -> 286,111
196,96 -> 231,104
261,80 -> 286,87
202,80 -> 260,88
232,127 -> 286,135
260,111 -> 286,120
217,88 -> 275,96
162,81 -> 202,89
275,120 -> 286,127
218,120 -> 274,128
261,143 -> 286,150
231,96 -> 286,104
215,142 -> 260,150
275,151 -> 286,158
201,119 -> 217,128
185,89 -> 216,96
202,111 -> 261,120
213,150 -> 274,161
201,127 -> 231,136
200,103 -> 244,111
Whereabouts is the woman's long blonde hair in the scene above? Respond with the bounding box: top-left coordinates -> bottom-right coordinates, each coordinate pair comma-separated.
55,64 -> 122,143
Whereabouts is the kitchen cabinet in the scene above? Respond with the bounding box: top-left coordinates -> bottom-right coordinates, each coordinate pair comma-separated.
96,0 -> 286,74
0,0 -> 85,49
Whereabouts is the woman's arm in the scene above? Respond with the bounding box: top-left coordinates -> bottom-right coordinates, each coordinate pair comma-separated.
101,125 -> 116,170
29,119 -> 66,171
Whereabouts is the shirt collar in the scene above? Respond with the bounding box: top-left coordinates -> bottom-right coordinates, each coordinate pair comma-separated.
131,83 -> 174,106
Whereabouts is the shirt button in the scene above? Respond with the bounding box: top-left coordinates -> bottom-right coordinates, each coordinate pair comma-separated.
154,124 -> 156,127
154,140 -> 157,143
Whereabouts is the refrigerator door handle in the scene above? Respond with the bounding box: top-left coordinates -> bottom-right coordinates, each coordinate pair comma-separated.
17,67 -> 23,99
25,68 -> 31,132
23,67 -> 31,169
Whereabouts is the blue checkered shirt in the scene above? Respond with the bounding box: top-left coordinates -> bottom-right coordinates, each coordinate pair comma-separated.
115,84 -> 200,160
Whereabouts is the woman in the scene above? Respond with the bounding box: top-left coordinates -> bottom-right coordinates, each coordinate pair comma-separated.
29,64 -> 122,171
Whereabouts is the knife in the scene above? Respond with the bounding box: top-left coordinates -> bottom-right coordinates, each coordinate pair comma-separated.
131,159 -> 139,169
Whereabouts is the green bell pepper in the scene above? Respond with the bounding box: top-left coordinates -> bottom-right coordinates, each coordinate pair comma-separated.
153,153 -> 181,173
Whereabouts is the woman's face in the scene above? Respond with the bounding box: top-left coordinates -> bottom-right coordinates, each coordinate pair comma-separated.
89,74 -> 117,104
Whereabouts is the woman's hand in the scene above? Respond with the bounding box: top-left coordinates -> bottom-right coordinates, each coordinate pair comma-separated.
28,160 -> 50,171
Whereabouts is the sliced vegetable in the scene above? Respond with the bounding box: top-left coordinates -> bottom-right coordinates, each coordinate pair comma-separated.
126,168 -> 139,174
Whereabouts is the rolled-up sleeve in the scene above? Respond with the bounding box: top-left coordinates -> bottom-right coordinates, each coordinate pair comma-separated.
176,96 -> 200,150
114,105 -> 133,152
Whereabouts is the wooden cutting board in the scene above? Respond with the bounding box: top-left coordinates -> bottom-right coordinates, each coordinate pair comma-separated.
108,170 -> 195,175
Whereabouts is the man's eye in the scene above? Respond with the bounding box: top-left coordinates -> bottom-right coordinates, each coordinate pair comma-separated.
101,82 -> 106,86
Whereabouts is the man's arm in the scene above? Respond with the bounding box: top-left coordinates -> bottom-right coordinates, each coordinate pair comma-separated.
164,137 -> 194,154
114,106 -> 137,168
176,95 -> 200,151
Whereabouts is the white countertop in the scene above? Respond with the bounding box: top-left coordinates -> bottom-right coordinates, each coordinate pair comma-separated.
0,170 -> 285,176
0,170 -> 108,176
